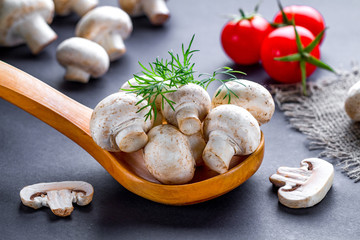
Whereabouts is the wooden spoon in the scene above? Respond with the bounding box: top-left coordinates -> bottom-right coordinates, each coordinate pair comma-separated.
0,61 -> 264,205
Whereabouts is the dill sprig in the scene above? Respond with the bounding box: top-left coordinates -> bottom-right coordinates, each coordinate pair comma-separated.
121,35 -> 246,121
197,67 -> 246,104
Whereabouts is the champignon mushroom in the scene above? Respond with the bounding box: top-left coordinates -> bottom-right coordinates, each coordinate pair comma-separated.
20,181 -> 94,217
56,37 -> 110,83
75,6 -> 133,61
186,131 -> 206,166
345,80 -> 360,121
120,76 -> 164,126
90,92 -> 153,153
53,0 -> 98,17
161,83 -> 211,135
212,80 -> 275,125
144,124 -> 195,184
0,0 -> 57,54
269,158 -> 334,208
118,0 -> 170,25
202,105 -> 261,174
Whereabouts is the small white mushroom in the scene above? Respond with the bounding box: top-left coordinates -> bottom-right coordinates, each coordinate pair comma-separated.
56,37 -> 109,83
202,105 -> 261,174
20,181 -> 94,217
53,0 -> 98,17
186,131 -> 206,166
144,124 -> 195,184
212,80 -> 275,125
120,76 -> 164,126
0,0 -> 57,54
90,92 -> 153,153
161,83 -> 211,135
345,80 -> 360,121
75,6 -> 133,61
119,0 -> 170,25
269,158 -> 334,208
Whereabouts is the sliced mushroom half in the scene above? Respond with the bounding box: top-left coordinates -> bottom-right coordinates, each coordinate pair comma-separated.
20,181 -> 94,217
269,158 -> 334,208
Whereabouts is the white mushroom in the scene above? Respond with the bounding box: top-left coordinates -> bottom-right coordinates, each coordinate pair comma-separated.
120,76 -> 164,126
20,181 -> 94,217
0,0 -> 57,54
161,83 -> 211,135
186,131 -> 206,166
144,124 -> 195,184
269,158 -> 334,208
345,80 -> 360,121
212,80 -> 275,125
118,0 -> 170,25
53,0 -> 98,17
56,37 -> 109,83
75,6 -> 133,61
202,105 -> 261,174
90,92 -> 153,153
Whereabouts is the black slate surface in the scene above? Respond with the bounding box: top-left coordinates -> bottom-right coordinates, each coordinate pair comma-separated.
0,0 -> 359,239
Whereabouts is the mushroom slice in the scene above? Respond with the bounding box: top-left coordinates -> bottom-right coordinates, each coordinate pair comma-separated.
269,158 -> 334,208
56,37 -> 110,83
53,0 -> 98,17
119,0 -> 170,25
0,0 -> 57,54
20,181 -> 94,217
212,80 -> 275,125
75,6 -> 133,61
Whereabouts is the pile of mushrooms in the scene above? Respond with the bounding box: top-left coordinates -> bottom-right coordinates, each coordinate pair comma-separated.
90,79 -> 275,184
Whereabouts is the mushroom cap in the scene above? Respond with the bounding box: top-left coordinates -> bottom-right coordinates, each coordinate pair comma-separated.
161,83 -> 211,129
118,0 -> 143,16
20,181 -> 94,210
144,124 -> 195,184
90,92 -> 153,152
345,80 -> 360,121
75,6 -> 133,41
0,0 -> 55,46
212,80 -> 275,125
53,0 -> 98,16
56,37 -> 109,78
203,104 -> 261,155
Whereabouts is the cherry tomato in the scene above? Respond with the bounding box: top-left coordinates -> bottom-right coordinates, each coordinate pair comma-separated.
273,5 -> 326,44
260,25 -> 320,83
221,15 -> 272,65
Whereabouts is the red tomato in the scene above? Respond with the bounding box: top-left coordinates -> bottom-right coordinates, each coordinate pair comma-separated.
221,15 -> 272,65
273,5 -> 326,44
260,26 -> 320,83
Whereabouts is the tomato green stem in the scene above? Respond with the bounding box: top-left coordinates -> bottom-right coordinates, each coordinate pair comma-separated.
274,24 -> 335,95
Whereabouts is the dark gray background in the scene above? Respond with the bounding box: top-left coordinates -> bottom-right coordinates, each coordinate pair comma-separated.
0,0 -> 359,239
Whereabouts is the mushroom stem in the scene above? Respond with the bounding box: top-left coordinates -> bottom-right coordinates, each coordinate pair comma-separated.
142,0 -> 170,25
100,32 -> 126,61
203,131 -> 236,174
72,0 -> 98,16
114,124 -> 148,153
65,66 -> 91,83
176,106 -> 201,135
46,190 -> 74,217
16,14 -> 57,54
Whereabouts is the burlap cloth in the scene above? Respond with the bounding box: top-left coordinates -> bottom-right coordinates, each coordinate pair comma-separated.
271,65 -> 360,182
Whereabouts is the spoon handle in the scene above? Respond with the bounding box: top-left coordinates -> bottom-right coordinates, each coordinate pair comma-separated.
0,61 -> 93,146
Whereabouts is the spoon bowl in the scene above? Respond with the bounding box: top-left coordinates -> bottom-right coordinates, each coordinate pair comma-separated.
0,61 -> 264,205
